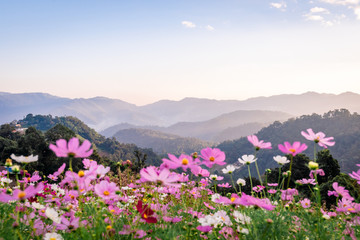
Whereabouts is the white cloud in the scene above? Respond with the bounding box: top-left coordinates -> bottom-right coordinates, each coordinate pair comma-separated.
322,20 -> 335,26
307,15 -> 325,21
205,25 -> 215,31
270,2 -> 287,11
310,7 -> 330,14
319,0 -> 359,5
181,21 -> 196,28
354,6 -> 360,19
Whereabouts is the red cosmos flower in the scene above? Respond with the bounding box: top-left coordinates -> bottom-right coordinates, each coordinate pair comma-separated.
136,200 -> 157,223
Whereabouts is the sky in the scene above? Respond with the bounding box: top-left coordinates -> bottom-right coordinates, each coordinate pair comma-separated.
1,0 -> 360,106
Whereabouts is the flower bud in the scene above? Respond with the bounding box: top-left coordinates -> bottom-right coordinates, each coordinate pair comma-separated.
308,161 -> 319,170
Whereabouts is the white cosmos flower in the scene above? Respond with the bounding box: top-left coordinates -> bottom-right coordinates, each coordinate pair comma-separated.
238,155 -> 257,165
273,155 -> 290,165
236,178 -> 246,186
233,211 -> 251,224
1,177 -> 12,184
45,207 -> 61,224
10,154 -> 38,163
43,232 -> 64,240
32,202 -> 45,210
222,165 -> 237,174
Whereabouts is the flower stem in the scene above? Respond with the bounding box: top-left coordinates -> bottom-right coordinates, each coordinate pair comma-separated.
247,165 -> 253,195
286,155 -> 294,189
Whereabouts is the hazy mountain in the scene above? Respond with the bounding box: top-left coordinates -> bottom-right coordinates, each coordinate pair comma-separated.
113,128 -> 212,155
2,91 -> 360,133
0,93 -> 161,130
165,110 -> 292,141
102,110 -> 292,141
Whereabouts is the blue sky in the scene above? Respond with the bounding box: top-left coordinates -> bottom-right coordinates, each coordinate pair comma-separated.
1,0 -> 360,105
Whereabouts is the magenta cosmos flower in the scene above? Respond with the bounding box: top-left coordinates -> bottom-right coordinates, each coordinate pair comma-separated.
200,147 -> 226,168
301,128 -> 335,148
161,154 -> 195,171
49,137 -> 93,158
139,166 -> 181,187
0,182 -> 44,202
94,180 -> 119,200
278,141 -> 307,157
247,135 -> 272,150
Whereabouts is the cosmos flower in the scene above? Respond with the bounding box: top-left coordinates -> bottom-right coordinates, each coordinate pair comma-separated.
278,142 -> 307,157
0,182 -> 44,202
10,154 -> 38,163
236,178 -> 246,186
273,155 -> 290,165
222,165 -> 237,174
200,147 -> 226,168
139,166 -> 181,187
247,135 -> 272,150
94,180 -> 119,200
49,137 -> 93,158
300,198 -> 311,209
161,154 -> 195,171
136,200 -> 157,223
238,155 -> 257,165
43,232 -> 64,240
301,128 -> 335,148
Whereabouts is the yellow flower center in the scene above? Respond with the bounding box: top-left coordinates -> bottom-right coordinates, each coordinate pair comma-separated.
221,217 -> 225,221
18,191 -> 26,199
110,209 -> 115,213
209,156 -> 215,162
78,170 -> 85,177
144,213 -> 148,219
231,197 -> 236,202
103,191 -> 110,196
289,149 -> 296,153
50,238 -> 56,240
348,208 -> 355,211
18,192 -> 26,198
106,225 -> 112,230
181,158 -> 189,165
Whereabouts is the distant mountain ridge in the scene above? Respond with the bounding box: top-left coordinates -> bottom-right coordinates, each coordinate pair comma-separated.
2,91 -> 360,134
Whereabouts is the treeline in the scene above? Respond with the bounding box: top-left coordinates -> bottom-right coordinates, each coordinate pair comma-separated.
217,109 -> 360,178
0,114 -> 162,176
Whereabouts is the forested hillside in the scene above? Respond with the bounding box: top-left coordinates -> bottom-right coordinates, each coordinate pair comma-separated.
217,109 -> 360,178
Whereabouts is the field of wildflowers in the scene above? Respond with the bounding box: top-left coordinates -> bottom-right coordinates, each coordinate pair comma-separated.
0,128 -> 360,239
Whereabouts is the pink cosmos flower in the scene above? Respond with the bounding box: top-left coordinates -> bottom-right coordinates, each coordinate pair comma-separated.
300,198 -> 311,208
296,178 -> 316,185
191,166 -> 210,177
278,141 -> 308,157
200,147 -> 226,168
139,166 -> 181,187
49,137 -> 93,158
94,180 -> 119,200
349,169 -> 360,185
309,169 -> 325,179
301,128 -> 335,148
268,189 -> 277,194
247,135 -> 272,150
218,183 -> 232,188
238,193 -> 276,210
161,154 -> 195,171
253,185 -> 265,193
0,182 -> 44,202
267,183 -> 278,187
281,188 -> 299,201
197,226 -> 213,233
331,182 -> 354,201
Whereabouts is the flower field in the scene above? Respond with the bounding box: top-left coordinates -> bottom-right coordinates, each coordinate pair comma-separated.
0,129 -> 360,239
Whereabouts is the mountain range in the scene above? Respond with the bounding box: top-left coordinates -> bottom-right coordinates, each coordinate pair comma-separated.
2,91 -> 360,145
